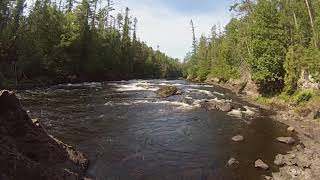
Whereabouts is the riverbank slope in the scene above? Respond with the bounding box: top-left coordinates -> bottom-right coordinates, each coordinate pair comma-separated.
204,80 -> 320,180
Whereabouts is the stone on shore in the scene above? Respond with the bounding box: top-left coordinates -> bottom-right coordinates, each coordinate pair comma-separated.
0,90 -> 89,179
255,159 -> 269,170
277,137 -> 295,144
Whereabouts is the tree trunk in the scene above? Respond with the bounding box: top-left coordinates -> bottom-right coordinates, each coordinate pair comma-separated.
304,0 -> 317,48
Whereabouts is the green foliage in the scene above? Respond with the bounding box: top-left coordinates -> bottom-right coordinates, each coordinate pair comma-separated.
284,45 -> 304,94
184,0 -> 320,95
294,90 -> 313,105
0,0 -> 182,87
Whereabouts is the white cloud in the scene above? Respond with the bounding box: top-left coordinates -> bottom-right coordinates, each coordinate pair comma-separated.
113,0 -> 231,60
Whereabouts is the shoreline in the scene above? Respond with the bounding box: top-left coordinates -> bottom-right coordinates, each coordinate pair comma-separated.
206,81 -> 320,179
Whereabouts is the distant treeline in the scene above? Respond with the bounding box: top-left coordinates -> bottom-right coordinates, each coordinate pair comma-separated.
0,0 -> 182,88
184,0 -> 320,95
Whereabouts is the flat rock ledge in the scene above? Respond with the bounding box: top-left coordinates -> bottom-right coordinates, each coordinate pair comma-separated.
0,90 -> 89,180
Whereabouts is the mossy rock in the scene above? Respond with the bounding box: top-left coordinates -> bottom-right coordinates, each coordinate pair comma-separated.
157,86 -> 179,98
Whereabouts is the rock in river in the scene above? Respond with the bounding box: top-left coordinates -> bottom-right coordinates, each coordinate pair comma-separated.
156,86 -> 179,98
255,159 -> 269,170
0,90 -> 89,179
277,137 -> 295,144
227,157 -> 239,166
200,100 -> 233,112
232,135 -> 244,142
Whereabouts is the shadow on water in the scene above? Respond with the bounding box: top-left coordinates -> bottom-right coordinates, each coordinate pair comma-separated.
18,80 -> 295,180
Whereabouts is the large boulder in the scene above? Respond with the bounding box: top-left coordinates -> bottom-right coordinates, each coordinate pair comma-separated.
156,86 -> 179,98
0,90 -> 89,180
200,100 -> 233,112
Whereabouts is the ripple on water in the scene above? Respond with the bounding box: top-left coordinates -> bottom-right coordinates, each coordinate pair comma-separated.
18,79 -> 294,180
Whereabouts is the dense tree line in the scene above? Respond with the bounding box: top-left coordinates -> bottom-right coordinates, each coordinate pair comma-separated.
184,0 -> 320,95
0,0 -> 181,88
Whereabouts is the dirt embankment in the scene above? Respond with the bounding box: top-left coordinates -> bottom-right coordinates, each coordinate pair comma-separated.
0,90 -> 90,180
205,80 -> 320,180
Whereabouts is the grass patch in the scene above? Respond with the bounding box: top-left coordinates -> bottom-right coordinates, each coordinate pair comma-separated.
255,96 -> 274,106
293,90 -> 314,105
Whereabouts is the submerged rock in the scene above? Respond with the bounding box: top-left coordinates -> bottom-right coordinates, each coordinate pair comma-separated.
255,159 -> 269,170
200,100 -> 233,112
262,175 -> 274,180
0,90 -> 89,179
156,86 -> 179,98
277,137 -> 296,144
227,157 -> 239,166
232,135 -> 244,142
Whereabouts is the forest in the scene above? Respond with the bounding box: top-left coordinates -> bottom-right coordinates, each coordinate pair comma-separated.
0,0 -> 182,88
184,0 -> 320,95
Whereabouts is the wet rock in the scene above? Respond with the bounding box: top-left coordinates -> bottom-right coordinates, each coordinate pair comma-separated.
200,100 -> 233,112
156,86 -> 179,98
277,137 -> 295,144
232,135 -> 244,142
0,90 -> 89,179
287,126 -> 295,132
255,159 -> 269,170
227,157 -> 239,166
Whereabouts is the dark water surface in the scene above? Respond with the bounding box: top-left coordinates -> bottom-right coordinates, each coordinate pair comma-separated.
17,80 -> 293,180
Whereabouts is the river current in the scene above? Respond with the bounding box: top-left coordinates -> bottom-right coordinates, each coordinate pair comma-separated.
17,79 -> 293,180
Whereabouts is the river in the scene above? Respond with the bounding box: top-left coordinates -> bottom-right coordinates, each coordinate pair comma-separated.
17,79 -> 294,180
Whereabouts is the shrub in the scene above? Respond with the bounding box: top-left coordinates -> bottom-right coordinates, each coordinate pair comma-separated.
294,90 -> 313,104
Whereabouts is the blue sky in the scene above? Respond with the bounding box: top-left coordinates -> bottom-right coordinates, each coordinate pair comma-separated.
114,0 -> 233,60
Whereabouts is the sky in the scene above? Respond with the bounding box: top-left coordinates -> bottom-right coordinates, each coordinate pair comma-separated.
24,0 -> 233,60
113,0 -> 233,60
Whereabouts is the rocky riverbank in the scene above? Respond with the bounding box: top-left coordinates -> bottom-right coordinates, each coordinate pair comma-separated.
204,80 -> 320,180
0,90 -> 90,180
